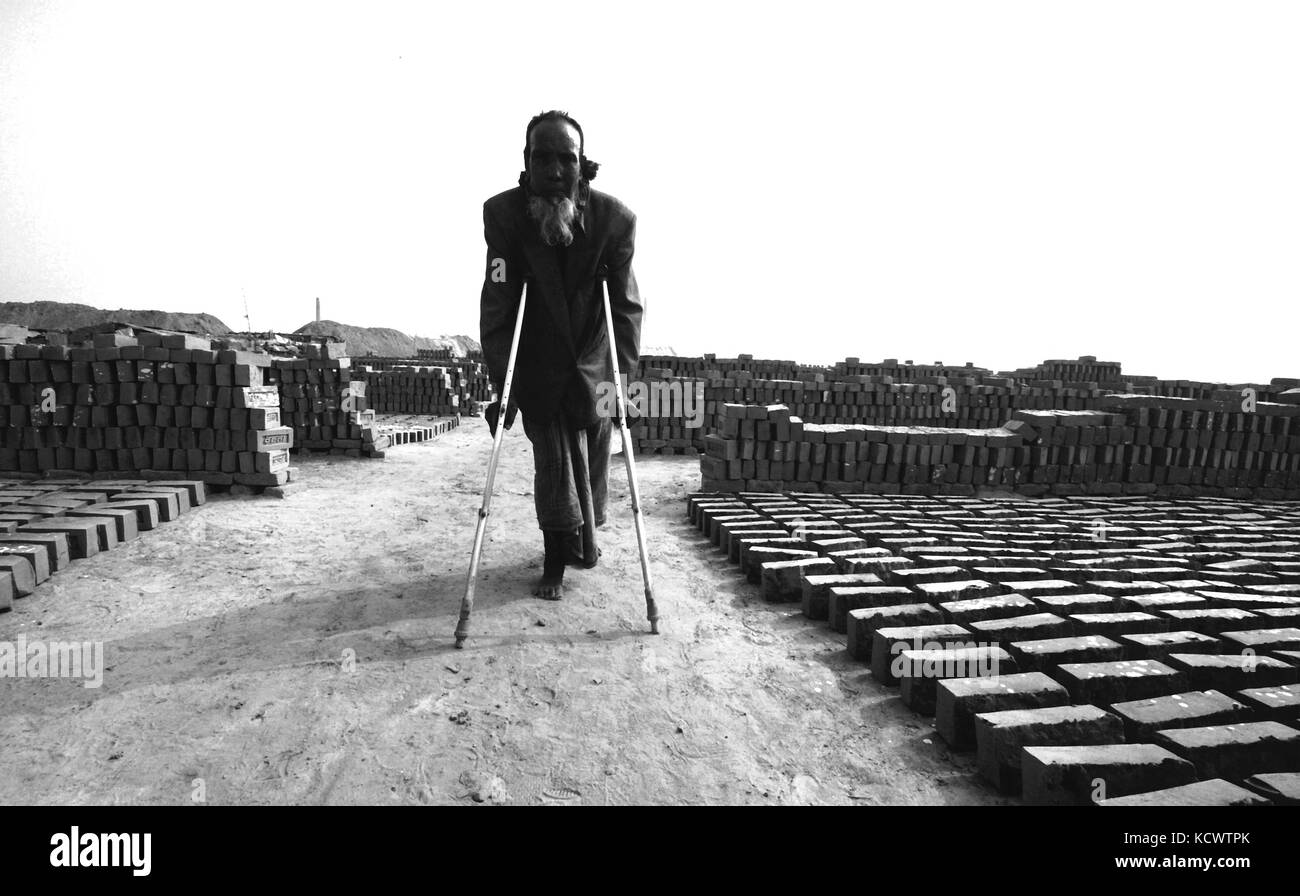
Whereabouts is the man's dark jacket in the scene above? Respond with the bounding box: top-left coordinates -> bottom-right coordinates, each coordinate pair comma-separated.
479,184 -> 642,428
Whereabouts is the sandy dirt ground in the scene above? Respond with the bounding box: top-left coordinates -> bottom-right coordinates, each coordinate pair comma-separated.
0,422 -> 1007,806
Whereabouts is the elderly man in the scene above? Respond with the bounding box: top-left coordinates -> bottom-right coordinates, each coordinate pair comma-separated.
479,110 -> 642,600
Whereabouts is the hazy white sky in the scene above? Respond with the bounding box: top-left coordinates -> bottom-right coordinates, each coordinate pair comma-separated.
1,1 -> 1296,383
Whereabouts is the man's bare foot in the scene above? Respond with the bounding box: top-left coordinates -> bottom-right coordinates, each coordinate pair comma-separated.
538,530 -> 567,598
533,574 -> 564,600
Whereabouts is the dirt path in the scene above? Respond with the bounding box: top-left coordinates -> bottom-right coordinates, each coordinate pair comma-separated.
0,424 -> 1005,806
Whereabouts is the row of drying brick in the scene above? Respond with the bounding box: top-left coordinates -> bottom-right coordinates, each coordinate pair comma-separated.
0,478 -> 203,611
353,359 -> 492,415
686,492 -> 1300,804
701,399 -> 1300,499
371,415 -> 460,447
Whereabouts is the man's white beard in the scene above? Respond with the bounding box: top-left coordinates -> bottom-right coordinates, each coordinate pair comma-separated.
528,194 -> 578,247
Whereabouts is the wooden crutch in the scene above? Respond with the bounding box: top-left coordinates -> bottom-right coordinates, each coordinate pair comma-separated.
455,280 -> 528,649
601,276 -> 660,634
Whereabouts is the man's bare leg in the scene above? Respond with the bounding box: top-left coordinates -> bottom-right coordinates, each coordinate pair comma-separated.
534,529 -> 567,599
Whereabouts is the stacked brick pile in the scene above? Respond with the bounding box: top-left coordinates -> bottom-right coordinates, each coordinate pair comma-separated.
627,356 -> 1132,456
272,342 -> 389,458
635,354 -> 801,381
688,490 -> 1300,805
700,395 -> 1300,500
359,366 -> 466,417
0,478 -> 204,611
703,374 -> 1106,429
830,358 -> 993,379
622,367 -> 709,455
699,403 -> 1091,495
0,334 -> 292,488
354,358 -> 490,415
1000,356 -> 1124,388
372,414 -> 460,445
1128,379 -> 1295,403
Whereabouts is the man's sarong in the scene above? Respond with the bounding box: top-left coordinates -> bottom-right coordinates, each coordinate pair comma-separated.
522,413 -> 611,562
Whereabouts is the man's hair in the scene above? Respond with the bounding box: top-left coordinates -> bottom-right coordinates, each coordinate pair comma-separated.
521,110 -> 600,184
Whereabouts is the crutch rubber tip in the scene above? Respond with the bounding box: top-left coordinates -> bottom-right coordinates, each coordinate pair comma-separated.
454,636 -> 467,649
649,620 -> 660,635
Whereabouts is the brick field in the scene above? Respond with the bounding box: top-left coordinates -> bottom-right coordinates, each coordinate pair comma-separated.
689,489 -> 1300,804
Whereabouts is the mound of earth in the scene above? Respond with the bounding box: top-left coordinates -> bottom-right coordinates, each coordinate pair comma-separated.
294,320 -> 480,358
0,301 -> 231,335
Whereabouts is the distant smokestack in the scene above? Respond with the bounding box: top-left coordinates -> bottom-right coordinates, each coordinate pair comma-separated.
316,297 -> 320,323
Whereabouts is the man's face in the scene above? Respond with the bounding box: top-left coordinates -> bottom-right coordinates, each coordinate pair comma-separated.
527,120 -> 582,201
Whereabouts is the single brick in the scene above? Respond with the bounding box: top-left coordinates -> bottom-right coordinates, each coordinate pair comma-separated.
1055,659 -> 1188,705
1088,580 -> 1172,597
1166,652 -> 1300,691
809,536 -> 871,554
1119,591 -> 1207,613
940,593 -> 1036,624
1109,690 -> 1249,742
1160,607 -> 1259,635
1255,607 -> 1300,624
1155,722 -> 1300,781
846,604 -> 943,662
1021,744 -> 1197,806
1095,778 -> 1271,807
887,565 -> 968,586
0,555 -> 37,596
970,613 -> 1074,647
839,555 -> 915,576
999,579 -> 1078,596
1242,772 -> 1300,805
1234,683 -> 1300,722
1197,591 -> 1300,611
1009,635 -> 1124,673
1119,630 -> 1221,661
972,566 -> 1053,581
1068,611 -> 1167,638
1219,627 -> 1300,654
936,672 -> 1070,751
1030,592 -> 1121,615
